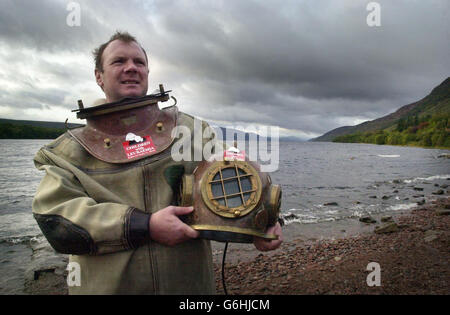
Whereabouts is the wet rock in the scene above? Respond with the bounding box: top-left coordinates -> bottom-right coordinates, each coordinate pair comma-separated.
413,187 -> 424,191
417,199 -> 426,206
432,190 -> 444,195
25,238 -> 68,283
34,268 -> 55,280
284,213 -> 298,221
374,222 -> 399,234
359,216 -> 377,224
424,230 -> 441,242
393,179 -> 401,184
437,153 -> 450,158
324,202 -> 338,206
413,194 -> 424,198
369,195 -> 377,199
435,210 -> 450,216
381,216 -> 393,223
382,195 -> 391,200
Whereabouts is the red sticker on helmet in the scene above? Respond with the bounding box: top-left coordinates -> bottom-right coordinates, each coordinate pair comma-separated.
122,133 -> 157,159
224,148 -> 245,161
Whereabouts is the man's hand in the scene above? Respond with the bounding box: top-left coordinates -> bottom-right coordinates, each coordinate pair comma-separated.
149,206 -> 199,246
253,222 -> 283,252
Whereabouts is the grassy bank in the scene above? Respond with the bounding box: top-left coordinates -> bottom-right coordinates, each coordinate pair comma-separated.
333,113 -> 450,149
0,123 -> 65,139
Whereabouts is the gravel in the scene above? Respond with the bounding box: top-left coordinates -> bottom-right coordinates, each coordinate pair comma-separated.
214,197 -> 450,295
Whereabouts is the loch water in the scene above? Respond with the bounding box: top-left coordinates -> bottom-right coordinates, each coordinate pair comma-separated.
0,139 -> 449,294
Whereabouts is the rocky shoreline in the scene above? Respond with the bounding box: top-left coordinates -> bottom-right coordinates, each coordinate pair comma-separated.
21,197 -> 449,295
213,197 -> 450,294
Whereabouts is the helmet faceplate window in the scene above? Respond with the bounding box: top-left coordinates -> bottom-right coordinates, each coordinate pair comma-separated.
202,162 -> 262,218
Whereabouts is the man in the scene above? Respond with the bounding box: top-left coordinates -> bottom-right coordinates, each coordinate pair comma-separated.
32,31 -> 282,294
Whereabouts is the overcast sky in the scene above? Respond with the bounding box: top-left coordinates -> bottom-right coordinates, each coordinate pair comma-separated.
0,0 -> 448,140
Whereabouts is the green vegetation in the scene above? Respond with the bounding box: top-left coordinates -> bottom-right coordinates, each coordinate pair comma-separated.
333,113 -> 450,148
313,77 -> 450,143
0,122 -> 65,139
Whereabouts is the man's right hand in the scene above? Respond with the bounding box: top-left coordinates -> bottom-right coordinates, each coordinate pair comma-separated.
149,206 -> 199,246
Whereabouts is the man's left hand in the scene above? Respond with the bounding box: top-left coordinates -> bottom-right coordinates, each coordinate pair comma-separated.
253,222 -> 283,252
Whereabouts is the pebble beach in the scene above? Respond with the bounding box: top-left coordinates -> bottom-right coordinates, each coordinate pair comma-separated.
213,197 -> 450,295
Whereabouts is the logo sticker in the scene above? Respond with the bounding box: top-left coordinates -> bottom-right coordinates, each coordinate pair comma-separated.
122,133 -> 157,159
224,147 -> 245,161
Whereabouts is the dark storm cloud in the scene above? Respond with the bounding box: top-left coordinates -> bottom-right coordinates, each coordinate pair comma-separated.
144,1 -> 448,127
0,85 -> 66,110
0,0 -> 448,138
0,0 -> 95,52
0,0 -> 156,53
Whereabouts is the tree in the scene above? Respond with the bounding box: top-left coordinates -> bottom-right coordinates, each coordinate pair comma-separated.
375,134 -> 386,145
422,133 -> 432,147
397,118 -> 405,132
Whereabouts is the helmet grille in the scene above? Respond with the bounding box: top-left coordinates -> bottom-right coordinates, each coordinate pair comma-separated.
202,162 -> 261,218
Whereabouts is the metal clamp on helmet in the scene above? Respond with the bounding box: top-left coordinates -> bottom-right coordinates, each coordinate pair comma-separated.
179,153 -> 282,243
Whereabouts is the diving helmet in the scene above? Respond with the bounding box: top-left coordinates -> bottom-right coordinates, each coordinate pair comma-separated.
69,85 -> 177,164
179,151 -> 282,243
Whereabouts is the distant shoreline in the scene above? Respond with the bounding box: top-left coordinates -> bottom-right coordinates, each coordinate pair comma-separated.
0,118 -> 82,140
330,140 -> 450,151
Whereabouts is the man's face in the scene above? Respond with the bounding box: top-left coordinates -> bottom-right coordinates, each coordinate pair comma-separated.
95,40 -> 149,103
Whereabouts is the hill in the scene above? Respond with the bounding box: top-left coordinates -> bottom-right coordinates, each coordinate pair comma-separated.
0,119 -> 301,142
0,118 -> 84,139
213,126 -> 303,142
310,77 -> 450,148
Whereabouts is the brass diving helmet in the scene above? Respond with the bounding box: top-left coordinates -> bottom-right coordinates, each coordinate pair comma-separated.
179,153 -> 282,243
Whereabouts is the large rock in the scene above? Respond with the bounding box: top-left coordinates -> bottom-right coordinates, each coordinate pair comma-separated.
359,216 -> 377,224
437,153 -> 450,159
424,230 -> 441,242
435,209 -> 450,216
24,237 -> 68,292
374,222 -> 399,234
417,199 -> 426,206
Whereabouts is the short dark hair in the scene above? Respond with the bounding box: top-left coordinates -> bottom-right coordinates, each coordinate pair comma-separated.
93,31 -> 148,72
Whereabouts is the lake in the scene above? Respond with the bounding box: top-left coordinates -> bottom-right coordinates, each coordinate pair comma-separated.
0,139 -> 449,293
